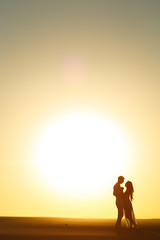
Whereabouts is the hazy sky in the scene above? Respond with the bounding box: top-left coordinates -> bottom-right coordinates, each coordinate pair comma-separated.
0,0 -> 160,218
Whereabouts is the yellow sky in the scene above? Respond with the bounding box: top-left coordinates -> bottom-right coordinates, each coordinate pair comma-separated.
0,0 -> 160,218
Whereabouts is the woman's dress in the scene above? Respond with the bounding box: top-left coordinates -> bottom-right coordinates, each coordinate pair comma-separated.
123,191 -> 136,228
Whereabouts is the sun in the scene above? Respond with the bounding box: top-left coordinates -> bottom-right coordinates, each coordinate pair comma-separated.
33,112 -> 131,198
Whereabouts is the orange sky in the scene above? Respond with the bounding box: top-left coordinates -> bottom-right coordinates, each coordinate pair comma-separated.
0,0 -> 160,218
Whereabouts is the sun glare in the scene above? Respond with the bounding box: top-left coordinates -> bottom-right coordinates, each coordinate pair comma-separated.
33,112 -> 131,198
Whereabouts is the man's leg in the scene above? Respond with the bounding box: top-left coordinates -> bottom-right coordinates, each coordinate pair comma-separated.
116,207 -> 123,227
115,200 -> 123,228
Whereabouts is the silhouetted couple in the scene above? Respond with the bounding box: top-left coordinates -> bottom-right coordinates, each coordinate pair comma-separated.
113,176 -> 137,229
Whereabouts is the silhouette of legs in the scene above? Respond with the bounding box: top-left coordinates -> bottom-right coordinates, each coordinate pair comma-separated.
125,210 -> 137,228
115,200 -> 123,228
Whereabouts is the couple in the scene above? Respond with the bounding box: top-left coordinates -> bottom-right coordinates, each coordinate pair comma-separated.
113,176 -> 137,229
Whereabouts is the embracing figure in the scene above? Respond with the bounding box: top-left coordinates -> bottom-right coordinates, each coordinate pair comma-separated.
113,176 -> 137,229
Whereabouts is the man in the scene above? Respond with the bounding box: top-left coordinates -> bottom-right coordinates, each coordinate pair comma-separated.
113,176 -> 124,228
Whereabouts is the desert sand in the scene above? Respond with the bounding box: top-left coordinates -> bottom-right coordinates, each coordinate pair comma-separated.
0,217 -> 159,240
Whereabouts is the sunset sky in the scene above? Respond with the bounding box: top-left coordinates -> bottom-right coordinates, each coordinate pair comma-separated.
0,0 -> 160,219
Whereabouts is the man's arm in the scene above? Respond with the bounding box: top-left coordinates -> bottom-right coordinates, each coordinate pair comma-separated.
113,185 -> 117,197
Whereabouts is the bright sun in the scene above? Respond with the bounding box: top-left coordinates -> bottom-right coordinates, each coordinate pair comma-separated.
33,112 -> 131,198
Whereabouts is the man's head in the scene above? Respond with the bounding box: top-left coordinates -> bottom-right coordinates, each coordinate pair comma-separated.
118,176 -> 124,184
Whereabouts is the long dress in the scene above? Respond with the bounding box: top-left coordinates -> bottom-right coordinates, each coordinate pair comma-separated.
123,190 -> 136,228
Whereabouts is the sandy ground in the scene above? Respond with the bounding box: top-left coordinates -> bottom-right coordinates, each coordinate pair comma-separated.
0,217 -> 159,240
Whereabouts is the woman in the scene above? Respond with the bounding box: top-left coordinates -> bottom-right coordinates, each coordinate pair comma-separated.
123,181 -> 137,229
